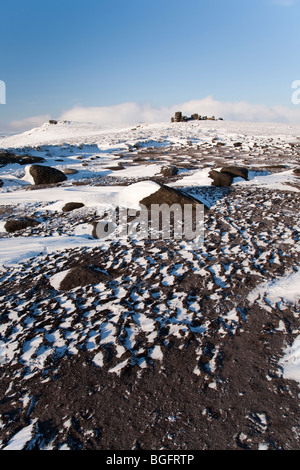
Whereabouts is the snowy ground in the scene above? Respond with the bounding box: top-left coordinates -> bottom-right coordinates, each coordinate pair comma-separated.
0,119 -> 299,450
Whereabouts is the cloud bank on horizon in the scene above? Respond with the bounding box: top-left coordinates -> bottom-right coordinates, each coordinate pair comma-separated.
7,95 -> 300,133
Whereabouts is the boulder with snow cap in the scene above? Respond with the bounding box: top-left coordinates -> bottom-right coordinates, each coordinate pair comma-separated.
120,181 -> 209,210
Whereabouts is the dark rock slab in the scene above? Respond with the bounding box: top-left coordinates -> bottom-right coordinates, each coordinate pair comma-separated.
62,202 -> 85,212
221,166 -> 248,180
140,183 -> 209,210
4,217 -> 40,233
59,266 -> 110,291
209,169 -> 233,187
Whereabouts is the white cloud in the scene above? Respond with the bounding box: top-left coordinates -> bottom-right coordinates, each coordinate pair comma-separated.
6,96 -> 300,133
59,96 -> 300,126
9,114 -> 51,132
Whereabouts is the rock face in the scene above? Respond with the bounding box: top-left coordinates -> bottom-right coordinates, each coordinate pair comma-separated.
29,165 -> 67,185
4,217 -> 40,233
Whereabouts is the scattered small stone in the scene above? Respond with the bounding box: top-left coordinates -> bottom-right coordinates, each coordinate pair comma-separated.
63,168 -> 79,175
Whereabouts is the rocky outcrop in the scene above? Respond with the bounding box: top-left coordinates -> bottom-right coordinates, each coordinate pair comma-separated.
0,150 -> 44,166
171,111 -> 221,122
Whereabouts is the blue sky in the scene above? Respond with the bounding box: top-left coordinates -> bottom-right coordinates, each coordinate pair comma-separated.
1,0 -> 300,132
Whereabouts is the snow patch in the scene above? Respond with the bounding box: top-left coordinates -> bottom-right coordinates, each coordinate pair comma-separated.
119,181 -> 161,210
279,336 -> 300,384
49,269 -> 71,290
2,420 -> 37,450
248,270 -> 300,307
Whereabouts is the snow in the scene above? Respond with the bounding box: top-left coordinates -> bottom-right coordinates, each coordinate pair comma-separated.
0,235 -> 101,267
93,351 -> 104,368
0,185 -> 122,211
0,118 -> 300,385
170,168 -> 213,187
248,270 -> 300,384
1,119 -> 300,150
279,336 -> 300,384
149,345 -> 163,361
233,169 -> 300,192
22,165 -> 35,184
248,270 -> 300,307
49,269 -> 71,290
3,420 -> 37,450
119,181 -> 161,210
110,163 -> 162,179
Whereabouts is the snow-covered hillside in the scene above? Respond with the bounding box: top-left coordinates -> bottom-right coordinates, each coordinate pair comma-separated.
0,119 -> 299,450
1,119 -> 300,150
